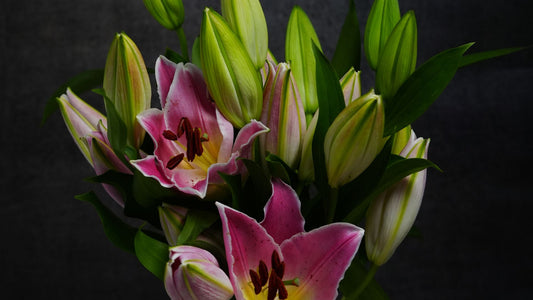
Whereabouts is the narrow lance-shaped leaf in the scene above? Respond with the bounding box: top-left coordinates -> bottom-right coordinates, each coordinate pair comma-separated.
42,69 -> 104,125
286,6 -> 322,120
75,191 -> 137,253
376,11 -> 417,100
134,229 -> 169,281
459,46 -> 526,67
364,0 -> 401,70
383,42 -> 474,136
312,44 -> 345,205
332,0 -> 361,75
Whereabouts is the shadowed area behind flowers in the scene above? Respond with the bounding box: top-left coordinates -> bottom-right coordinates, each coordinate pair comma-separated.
1,0 -> 532,299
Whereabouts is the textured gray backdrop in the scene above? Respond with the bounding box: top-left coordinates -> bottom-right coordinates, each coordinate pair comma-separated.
2,0 -> 533,299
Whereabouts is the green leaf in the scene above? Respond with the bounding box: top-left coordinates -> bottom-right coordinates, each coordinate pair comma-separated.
75,191 -> 137,253
176,209 -> 218,245
343,156 -> 440,223
332,0 -> 361,75
376,11 -> 417,100
219,172 -> 242,210
364,0 -> 401,70
132,170 -> 175,208
340,258 -> 389,300
285,6 -> 322,117
265,153 -> 296,185
459,46 -> 526,67
240,158 -> 272,219
312,44 -> 346,202
42,69 -> 104,125
383,43 -> 474,136
191,37 -> 202,69
164,48 -> 187,64
95,88 -> 128,157
134,229 -> 169,281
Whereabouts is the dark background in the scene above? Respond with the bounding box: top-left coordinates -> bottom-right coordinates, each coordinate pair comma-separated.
2,0 -> 532,299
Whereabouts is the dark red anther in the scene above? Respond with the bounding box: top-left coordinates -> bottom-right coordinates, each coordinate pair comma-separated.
162,130 -> 178,140
186,141 -> 196,162
277,276 -> 288,299
178,117 -> 193,140
267,272 -> 278,300
271,251 -> 283,278
274,261 -> 285,278
166,153 -> 184,170
249,270 -> 262,295
258,260 -> 269,286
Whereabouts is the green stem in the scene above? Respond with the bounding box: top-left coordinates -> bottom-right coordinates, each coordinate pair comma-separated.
327,187 -> 339,223
351,263 -> 379,299
176,27 -> 189,61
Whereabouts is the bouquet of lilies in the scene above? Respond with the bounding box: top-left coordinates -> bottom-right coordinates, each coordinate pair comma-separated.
44,0 -> 520,299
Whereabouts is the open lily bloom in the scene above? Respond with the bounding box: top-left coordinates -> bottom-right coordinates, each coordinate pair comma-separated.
131,57 -> 268,198
217,179 -> 364,300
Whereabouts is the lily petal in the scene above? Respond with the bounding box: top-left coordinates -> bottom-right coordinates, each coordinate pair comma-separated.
156,55 -> 178,108
260,179 -> 305,244
281,223 -> 364,300
216,202 -> 280,300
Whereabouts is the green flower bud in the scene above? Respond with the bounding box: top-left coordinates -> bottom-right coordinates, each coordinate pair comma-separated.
221,0 -> 268,69
200,8 -> 263,128
391,125 -> 411,155
298,110 -> 319,182
324,90 -> 387,188
103,33 -> 151,149
142,0 -> 184,30
340,67 -> 362,105
364,0 -> 401,70
159,204 -> 188,246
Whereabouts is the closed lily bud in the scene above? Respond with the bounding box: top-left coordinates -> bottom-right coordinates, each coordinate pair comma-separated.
340,67 -> 362,105
200,8 -> 263,128
103,33 -> 151,149
324,90 -> 387,188
165,246 -> 233,300
260,61 -> 306,168
298,110 -> 319,182
221,0 -> 268,69
159,204 -> 188,246
365,135 -> 430,266
142,0 -> 185,30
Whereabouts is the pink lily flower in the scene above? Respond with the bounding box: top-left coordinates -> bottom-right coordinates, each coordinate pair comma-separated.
130,57 -> 268,198
217,179 -> 364,300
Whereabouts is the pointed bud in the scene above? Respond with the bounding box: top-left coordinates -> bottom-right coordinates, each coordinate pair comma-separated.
324,90 -> 388,188
365,135 -> 430,265
142,0 -> 184,30
103,33 -> 151,149
340,67 -> 362,105
260,62 -> 306,168
285,6 -> 322,120
159,204 -> 188,246
165,246 -> 233,300
364,0 -> 401,70
200,8 -> 263,128
57,88 -> 107,165
376,11 -> 417,100
391,125 -> 412,155
298,110 -> 319,182
221,0 -> 268,69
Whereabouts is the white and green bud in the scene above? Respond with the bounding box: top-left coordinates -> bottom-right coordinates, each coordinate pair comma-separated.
164,246 -> 233,300
159,204 -> 188,246
285,6 -> 322,121
221,0 -> 268,70
340,67 -> 362,105
260,61 -> 306,168
365,134 -> 430,266
324,90 -> 387,188
103,33 -> 151,149
391,125 -> 412,155
142,0 -> 185,30
200,8 -> 263,128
